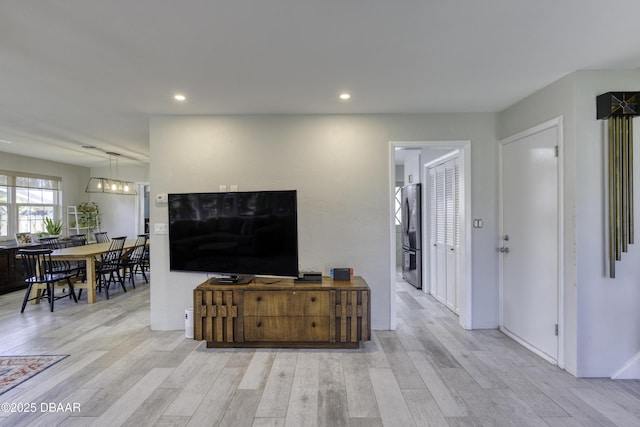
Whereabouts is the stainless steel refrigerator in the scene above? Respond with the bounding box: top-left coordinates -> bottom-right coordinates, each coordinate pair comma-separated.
401,183 -> 422,289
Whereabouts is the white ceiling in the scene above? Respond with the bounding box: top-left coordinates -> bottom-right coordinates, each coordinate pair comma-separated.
2,1 -> 640,168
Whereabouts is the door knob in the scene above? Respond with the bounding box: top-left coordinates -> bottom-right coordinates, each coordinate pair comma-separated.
499,247 -> 510,253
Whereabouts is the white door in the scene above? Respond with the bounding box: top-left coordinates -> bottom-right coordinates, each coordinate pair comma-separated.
427,157 -> 459,313
434,165 -> 447,303
428,167 -> 439,299
501,125 -> 559,362
444,159 -> 458,312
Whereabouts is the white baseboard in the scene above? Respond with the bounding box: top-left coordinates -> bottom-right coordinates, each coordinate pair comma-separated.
612,352 -> 640,379
500,326 -> 557,366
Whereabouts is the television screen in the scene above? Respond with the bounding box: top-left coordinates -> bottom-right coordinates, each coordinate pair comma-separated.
168,190 -> 299,278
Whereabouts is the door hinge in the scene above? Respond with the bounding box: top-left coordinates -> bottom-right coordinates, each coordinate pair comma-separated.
555,146 -> 559,157
554,324 -> 559,336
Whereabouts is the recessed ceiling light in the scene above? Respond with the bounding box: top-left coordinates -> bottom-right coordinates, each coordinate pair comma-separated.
339,93 -> 351,100
174,94 -> 187,102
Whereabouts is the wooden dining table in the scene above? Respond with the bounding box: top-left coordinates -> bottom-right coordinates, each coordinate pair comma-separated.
49,239 -> 140,303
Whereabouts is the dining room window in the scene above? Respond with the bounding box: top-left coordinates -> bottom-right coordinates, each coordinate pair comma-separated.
0,171 -> 62,240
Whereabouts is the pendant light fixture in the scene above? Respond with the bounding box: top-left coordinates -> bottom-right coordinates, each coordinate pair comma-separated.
85,152 -> 137,195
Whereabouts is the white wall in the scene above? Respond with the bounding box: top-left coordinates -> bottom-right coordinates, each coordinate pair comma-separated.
500,70 -> 640,378
573,71 -> 640,378
149,113 -> 499,331
88,164 -> 149,240
402,150 -> 421,184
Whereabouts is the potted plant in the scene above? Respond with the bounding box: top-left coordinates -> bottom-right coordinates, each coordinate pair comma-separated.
43,217 -> 63,236
77,202 -> 101,230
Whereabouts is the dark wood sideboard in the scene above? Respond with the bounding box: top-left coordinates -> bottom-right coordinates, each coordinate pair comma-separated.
0,246 -> 28,295
194,276 -> 371,348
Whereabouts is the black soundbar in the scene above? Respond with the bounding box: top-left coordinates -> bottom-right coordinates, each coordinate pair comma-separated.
294,272 -> 322,284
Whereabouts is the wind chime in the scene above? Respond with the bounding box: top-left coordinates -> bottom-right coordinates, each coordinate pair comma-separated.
597,92 -> 639,278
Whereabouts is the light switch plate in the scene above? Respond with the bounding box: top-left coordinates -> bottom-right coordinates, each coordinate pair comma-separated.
156,193 -> 168,204
154,223 -> 168,234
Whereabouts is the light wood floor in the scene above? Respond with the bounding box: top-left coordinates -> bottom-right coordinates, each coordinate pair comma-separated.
1,275 -> 639,426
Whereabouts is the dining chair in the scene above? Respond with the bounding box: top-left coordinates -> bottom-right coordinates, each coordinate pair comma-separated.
142,237 -> 150,272
69,234 -> 88,246
121,234 -> 149,287
94,232 -> 110,243
68,234 -> 88,282
95,236 -> 126,299
38,236 -> 78,278
18,248 -> 78,312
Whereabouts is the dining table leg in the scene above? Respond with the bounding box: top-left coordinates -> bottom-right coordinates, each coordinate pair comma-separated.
85,256 -> 97,303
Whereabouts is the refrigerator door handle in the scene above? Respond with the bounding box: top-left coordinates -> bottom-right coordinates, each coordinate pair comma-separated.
404,199 -> 410,233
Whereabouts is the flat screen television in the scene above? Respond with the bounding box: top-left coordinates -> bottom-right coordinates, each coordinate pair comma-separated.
168,190 -> 299,281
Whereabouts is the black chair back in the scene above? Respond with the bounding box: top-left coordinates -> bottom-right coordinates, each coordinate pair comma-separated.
100,236 -> 126,265
36,237 -> 74,274
19,248 -> 54,283
69,234 -> 87,246
38,236 -> 61,249
94,232 -> 110,243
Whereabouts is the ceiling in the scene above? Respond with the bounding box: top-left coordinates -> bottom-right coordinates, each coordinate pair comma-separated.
2,1 -> 640,168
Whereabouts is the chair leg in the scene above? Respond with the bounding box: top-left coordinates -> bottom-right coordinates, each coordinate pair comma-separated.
140,263 -> 148,284
129,265 -> 136,289
104,273 -> 110,300
117,270 -> 126,293
48,283 -> 54,312
67,279 -> 78,303
21,283 -> 34,313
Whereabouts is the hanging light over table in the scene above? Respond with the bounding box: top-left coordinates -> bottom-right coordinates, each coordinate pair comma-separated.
85,153 -> 137,195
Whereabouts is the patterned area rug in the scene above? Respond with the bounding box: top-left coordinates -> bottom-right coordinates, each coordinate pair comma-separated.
0,355 -> 68,396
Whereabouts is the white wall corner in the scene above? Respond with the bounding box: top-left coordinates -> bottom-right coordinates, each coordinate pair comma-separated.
611,352 -> 640,379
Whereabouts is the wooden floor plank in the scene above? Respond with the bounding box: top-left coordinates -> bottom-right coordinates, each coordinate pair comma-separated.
342,352 -> 381,418
402,389 -> 449,427
1,276 -> 640,426
369,367 -> 416,426
283,352 -> 319,427
254,351 -> 298,418
92,367 -> 173,427
188,367 -> 244,426
570,387 -> 640,427
407,351 -> 469,417
162,351 -> 231,417
238,351 -> 276,390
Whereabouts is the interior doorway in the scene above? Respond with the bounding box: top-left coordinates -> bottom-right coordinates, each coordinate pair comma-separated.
389,141 -> 472,330
135,183 -> 150,236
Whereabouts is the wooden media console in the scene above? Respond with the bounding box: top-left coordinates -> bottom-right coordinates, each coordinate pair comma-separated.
193,276 -> 371,348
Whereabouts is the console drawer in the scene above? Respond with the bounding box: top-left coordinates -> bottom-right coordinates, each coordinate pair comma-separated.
244,290 -> 329,316
244,316 -> 329,341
